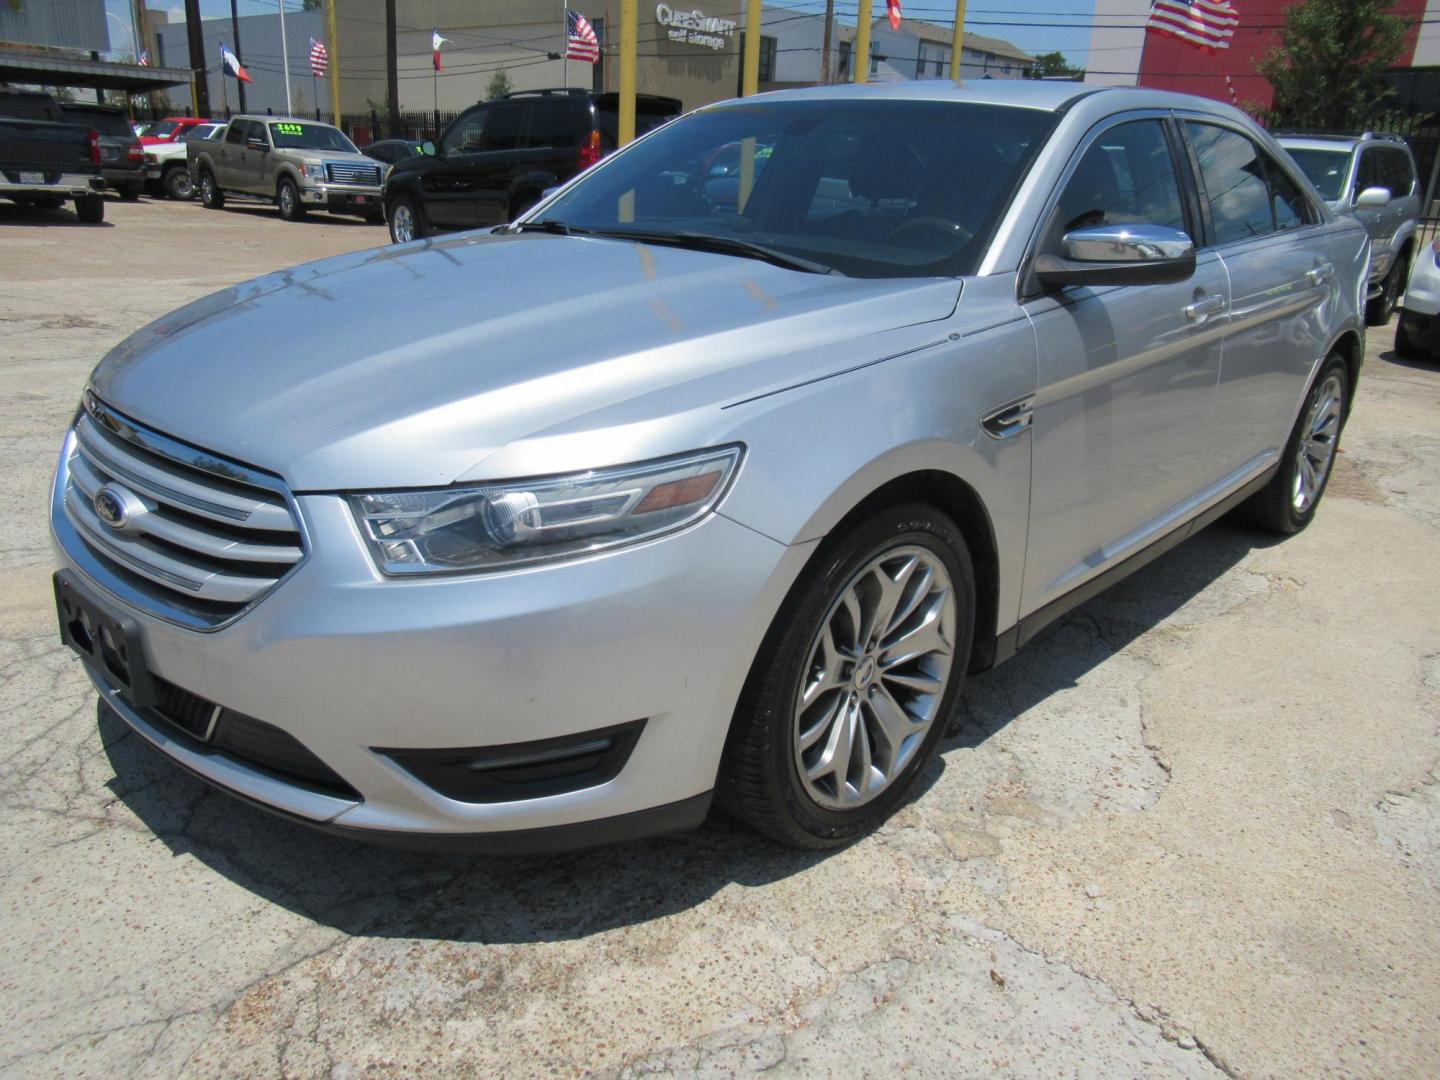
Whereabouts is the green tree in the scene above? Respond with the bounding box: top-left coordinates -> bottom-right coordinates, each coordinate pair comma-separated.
301,0 -> 323,10
1028,51 -> 1084,80
485,68 -> 513,100
1258,0 -> 1407,128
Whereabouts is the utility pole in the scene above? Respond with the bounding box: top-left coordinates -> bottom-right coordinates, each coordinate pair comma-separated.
229,0 -> 246,113
854,0 -> 872,84
385,0 -> 399,138
131,0 -> 156,113
618,0 -> 635,145
950,1 -> 967,80
742,0 -> 760,96
184,0 -> 209,116
820,0 -> 834,84
326,0 -> 342,123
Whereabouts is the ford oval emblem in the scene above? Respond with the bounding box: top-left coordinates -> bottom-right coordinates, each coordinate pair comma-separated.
94,485 -> 131,530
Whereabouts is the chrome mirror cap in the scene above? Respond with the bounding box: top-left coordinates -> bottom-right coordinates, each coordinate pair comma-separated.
1061,223 -> 1195,264
1355,185 -> 1392,208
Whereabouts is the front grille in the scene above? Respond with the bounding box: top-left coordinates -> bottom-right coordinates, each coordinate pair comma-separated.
325,161 -> 381,186
147,675 -> 359,799
62,395 -> 304,625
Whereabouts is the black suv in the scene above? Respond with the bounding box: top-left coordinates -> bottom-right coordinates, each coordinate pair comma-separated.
383,88 -> 682,244
59,103 -> 145,201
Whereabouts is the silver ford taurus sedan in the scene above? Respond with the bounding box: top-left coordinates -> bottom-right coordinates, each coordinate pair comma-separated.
52,81 -> 1368,851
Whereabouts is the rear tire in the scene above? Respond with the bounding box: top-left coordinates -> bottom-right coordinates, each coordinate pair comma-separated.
717,503 -> 976,849
74,195 -> 104,224
1367,259 -> 1404,326
277,178 -> 305,221
118,181 -> 142,202
162,166 -> 194,200
1242,352 -> 1348,534
198,170 -> 224,209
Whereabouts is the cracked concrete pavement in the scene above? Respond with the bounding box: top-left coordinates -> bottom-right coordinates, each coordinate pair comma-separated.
1,197 -> 1437,1079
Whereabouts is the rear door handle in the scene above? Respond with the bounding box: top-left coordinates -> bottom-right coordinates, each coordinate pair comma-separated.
1306,262 -> 1335,286
1184,293 -> 1226,321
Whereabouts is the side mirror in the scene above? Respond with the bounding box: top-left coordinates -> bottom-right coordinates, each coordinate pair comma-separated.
1035,224 -> 1196,288
1355,185 -> 1391,208
246,138 -> 268,153
420,140 -> 436,156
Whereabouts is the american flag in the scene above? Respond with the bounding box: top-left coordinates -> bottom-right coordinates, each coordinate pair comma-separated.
136,50 -> 150,67
1146,0 -> 1239,52
309,37 -> 329,78
567,9 -> 600,64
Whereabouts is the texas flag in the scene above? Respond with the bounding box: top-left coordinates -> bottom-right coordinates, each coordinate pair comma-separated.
887,0 -> 902,30
432,29 -> 451,72
220,41 -> 252,84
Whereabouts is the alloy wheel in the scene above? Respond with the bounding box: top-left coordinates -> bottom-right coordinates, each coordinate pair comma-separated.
170,171 -> 193,199
1293,372 -> 1344,513
793,545 -> 956,810
279,184 -> 295,217
391,203 -> 415,243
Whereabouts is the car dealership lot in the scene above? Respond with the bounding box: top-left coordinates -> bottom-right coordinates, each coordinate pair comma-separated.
2,197 -> 1438,1078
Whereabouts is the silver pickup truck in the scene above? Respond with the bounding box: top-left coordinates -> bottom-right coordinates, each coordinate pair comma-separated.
189,116 -> 384,223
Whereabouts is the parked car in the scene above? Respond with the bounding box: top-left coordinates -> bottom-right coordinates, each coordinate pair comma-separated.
383,88 -> 682,244
53,82 -> 1367,853
144,120 -> 225,199
1396,238 -> 1440,359
0,89 -> 105,222
363,138 -> 429,166
132,121 -> 152,138
190,116 -> 384,222
59,102 -> 145,201
140,116 -> 213,147
1279,131 -> 1420,325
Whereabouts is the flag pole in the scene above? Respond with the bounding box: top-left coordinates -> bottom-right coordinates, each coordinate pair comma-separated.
562,3 -> 568,90
278,0 -> 293,116
950,1 -> 967,80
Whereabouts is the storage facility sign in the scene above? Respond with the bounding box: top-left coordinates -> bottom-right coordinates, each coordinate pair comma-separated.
655,4 -> 737,50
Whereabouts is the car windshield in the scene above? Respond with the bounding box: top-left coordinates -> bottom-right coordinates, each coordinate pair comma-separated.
538,99 -> 1057,278
268,121 -> 358,153
148,120 -> 182,139
1285,147 -> 1351,202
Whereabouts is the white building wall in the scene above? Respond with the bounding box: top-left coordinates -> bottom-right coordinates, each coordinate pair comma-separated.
1413,1 -> 1440,66
869,26 -> 1029,81
1084,0 -> 1150,87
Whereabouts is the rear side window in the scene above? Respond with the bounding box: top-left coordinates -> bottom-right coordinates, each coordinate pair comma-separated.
224,122 -> 245,145
62,107 -> 132,137
442,108 -> 487,155
1047,120 -> 1187,249
1186,122 -> 1276,245
1368,147 -> 1416,196
527,99 -> 588,149
482,104 -> 529,152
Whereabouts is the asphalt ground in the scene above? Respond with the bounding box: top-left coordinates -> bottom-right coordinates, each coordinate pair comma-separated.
2,193 -> 1438,1078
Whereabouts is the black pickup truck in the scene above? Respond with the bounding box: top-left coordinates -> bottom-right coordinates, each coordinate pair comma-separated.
1,89 -> 106,223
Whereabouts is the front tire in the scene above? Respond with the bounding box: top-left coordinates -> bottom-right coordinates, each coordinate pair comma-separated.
1242,353 -> 1348,534
1367,259 -> 1404,326
277,178 -> 305,221
198,170 -> 224,209
718,503 -> 976,849
387,194 -> 425,243
163,165 -> 194,200
74,195 -> 104,224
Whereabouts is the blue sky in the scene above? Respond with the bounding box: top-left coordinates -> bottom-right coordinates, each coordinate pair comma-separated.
105,1 -> 1098,68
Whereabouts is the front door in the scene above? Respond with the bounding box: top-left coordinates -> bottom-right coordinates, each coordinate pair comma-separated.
426,107 -> 490,228
1021,115 -> 1228,617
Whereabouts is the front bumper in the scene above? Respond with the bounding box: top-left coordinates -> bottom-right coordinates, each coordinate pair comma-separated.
52,447 -> 808,849
300,182 -> 383,214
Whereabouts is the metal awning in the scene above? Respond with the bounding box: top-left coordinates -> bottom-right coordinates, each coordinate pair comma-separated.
0,49 -> 190,92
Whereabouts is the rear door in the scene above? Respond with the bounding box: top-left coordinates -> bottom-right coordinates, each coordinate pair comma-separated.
1021,114 -> 1228,617
217,120 -> 247,186
1181,119 -> 1334,481
1354,145 -> 1396,278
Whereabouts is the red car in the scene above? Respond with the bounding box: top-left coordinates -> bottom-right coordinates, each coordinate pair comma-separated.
139,117 -> 214,147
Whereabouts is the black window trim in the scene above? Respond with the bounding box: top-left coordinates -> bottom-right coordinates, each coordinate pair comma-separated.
1176,113 -> 1326,253
1018,108 -> 1200,303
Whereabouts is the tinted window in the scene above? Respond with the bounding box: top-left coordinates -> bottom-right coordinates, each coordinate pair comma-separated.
1265,153 -> 1313,231
596,96 -> 682,150
527,99 -> 587,149
1356,148 -> 1384,192
1187,122 -> 1273,245
1285,147 -> 1349,201
1048,120 -> 1186,249
1381,147 -> 1414,195
61,106 -> 133,137
542,100 -> 1057,278
482,104 -> 528,152
224,122 -> 245,145
442,108 -> 487,155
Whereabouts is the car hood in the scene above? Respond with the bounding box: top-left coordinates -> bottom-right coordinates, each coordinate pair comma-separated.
90,232 -> 962,490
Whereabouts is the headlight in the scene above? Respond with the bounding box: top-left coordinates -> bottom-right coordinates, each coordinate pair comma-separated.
350,446 -> 743,575
302,162 -> 325,180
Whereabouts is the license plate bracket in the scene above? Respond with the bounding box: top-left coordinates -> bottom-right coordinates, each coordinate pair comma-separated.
18,171 -> 44,184
54,571 -> 157,709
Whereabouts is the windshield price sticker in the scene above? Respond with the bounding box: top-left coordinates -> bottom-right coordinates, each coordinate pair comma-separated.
275,123 -> 306,135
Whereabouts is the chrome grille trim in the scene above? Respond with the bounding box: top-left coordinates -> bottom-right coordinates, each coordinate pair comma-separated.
57,394 -> 308,630
324,161 -> 381,186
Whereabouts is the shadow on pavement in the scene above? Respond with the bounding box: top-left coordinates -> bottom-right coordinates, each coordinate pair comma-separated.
101,519 -> 1277,944
0,202 -> 113,228
1375,345 -> 1438,372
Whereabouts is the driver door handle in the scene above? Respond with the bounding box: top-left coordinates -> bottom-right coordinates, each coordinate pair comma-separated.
1184,293 -> 1226,321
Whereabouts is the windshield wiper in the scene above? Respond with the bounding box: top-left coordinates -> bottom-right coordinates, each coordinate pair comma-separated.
510,219 -> 598,236
591,229 -> 838,275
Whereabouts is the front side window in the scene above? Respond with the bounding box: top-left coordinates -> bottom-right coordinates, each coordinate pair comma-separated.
1264,152 -> 1314,231
538,100 -> 1057,278
442,108 -> 487,155
224,122 -> 245,146
268,122 -> 355,152
1186,122 -> 1273,245
1356,148 -> 1384,194
1047,120 -> 1187,250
